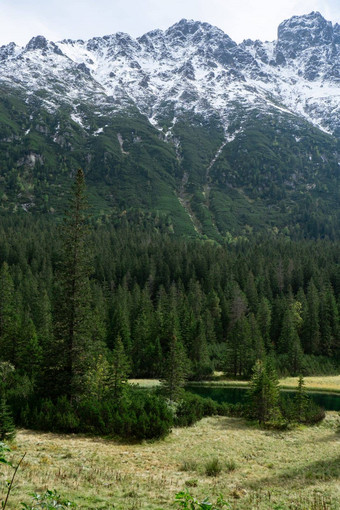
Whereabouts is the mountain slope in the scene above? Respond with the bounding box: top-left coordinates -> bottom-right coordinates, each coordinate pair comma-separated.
1,12 -> 340,239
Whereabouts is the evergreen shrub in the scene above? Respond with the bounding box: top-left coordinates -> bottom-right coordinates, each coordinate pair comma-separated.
302,401 -> 326,424
174,393 -> 205,427
174,392 -> 245,427
14,388 -> 173,440
0,398 -> 15,441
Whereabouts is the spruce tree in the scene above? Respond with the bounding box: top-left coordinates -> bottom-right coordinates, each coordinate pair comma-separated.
17,314 -> 42,380
225,315 -> 251,378
246,313 -> 265,377
225,286 -> 249,377
132,287 -> 154,375
319,284 -> 339,356
257,297 -> 272,352
294,375 -> 309,422
191,317 -> 211,380
302,280 -> 320,354
109,335 -> 130,400
0,398 -> 15,441
0,362 -> 15,441
52,169 -> 93,400
161,335 -> 188,403
278,300 -> 304,374
0,263 -> 18,364
247,359 -> 281,425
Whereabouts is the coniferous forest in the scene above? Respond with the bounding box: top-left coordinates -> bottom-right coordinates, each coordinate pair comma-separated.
0,170 -> 339,440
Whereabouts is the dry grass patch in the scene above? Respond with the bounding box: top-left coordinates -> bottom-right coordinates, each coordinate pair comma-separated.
128,379 -> 161,387
2,413 -> 340,509
279,375 -> 340,393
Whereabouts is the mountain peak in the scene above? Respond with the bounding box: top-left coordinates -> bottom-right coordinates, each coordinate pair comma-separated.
168,19 -> 208,32
0,42 -> 18,61
25,35 -> 65,57
26,35 -> 48,51
277,11 -> 333,53
166,18 -> 225,37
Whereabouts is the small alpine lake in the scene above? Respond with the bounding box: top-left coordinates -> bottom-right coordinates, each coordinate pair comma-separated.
185,384 -> 340,411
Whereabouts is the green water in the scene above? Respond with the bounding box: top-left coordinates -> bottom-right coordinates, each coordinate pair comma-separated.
185,385 -> 340,411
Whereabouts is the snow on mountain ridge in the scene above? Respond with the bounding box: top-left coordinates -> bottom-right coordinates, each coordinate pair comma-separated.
1,13 -> 340,135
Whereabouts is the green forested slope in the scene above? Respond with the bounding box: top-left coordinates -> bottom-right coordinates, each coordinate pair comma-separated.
0,87 -> 340,239
0,215 -> 339,384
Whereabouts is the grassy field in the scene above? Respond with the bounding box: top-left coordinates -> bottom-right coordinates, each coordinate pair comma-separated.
130,375 -> 340,393
279,375 -> 340,393
3,413 -> 340,509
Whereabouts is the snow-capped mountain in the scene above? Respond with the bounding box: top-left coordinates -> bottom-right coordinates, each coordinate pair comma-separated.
1,12 -> 340,240
1,11 -> 340,136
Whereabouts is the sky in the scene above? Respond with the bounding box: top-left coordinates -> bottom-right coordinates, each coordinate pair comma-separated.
0,0 -> 340,47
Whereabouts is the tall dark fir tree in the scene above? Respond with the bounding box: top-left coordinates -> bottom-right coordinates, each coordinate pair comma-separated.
49,169 -> 93,400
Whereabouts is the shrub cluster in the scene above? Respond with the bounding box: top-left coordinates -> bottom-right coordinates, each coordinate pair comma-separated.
14,388 -> 173,441
279,395 -> 326,425
173,392 -> 244,428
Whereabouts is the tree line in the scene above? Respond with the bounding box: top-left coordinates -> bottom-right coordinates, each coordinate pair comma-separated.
0,233 -> 340,387
0,223 -> 339,390
0,170 -> 336,437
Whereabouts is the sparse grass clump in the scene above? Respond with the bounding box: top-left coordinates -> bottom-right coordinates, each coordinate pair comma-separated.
205,457 -> 222,477
184,479 -> 198,488
180,459 -> 198,472
225,459 -> 237,472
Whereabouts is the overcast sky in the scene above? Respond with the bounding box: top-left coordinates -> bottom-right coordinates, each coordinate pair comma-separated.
1,0 -> 340,47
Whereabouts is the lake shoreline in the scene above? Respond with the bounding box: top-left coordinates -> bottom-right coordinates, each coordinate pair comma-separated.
129,375 -> 340,394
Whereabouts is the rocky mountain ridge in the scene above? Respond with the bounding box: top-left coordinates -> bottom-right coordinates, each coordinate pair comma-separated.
1,11 -> 340,136
0,12 -> 340,241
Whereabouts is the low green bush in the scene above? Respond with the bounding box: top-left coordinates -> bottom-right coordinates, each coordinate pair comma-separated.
21,490 -> 76,509
174,393 -> 205,427
14,388 -> 173,441
175,490 -> 230,509
173,392 -> 245,428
